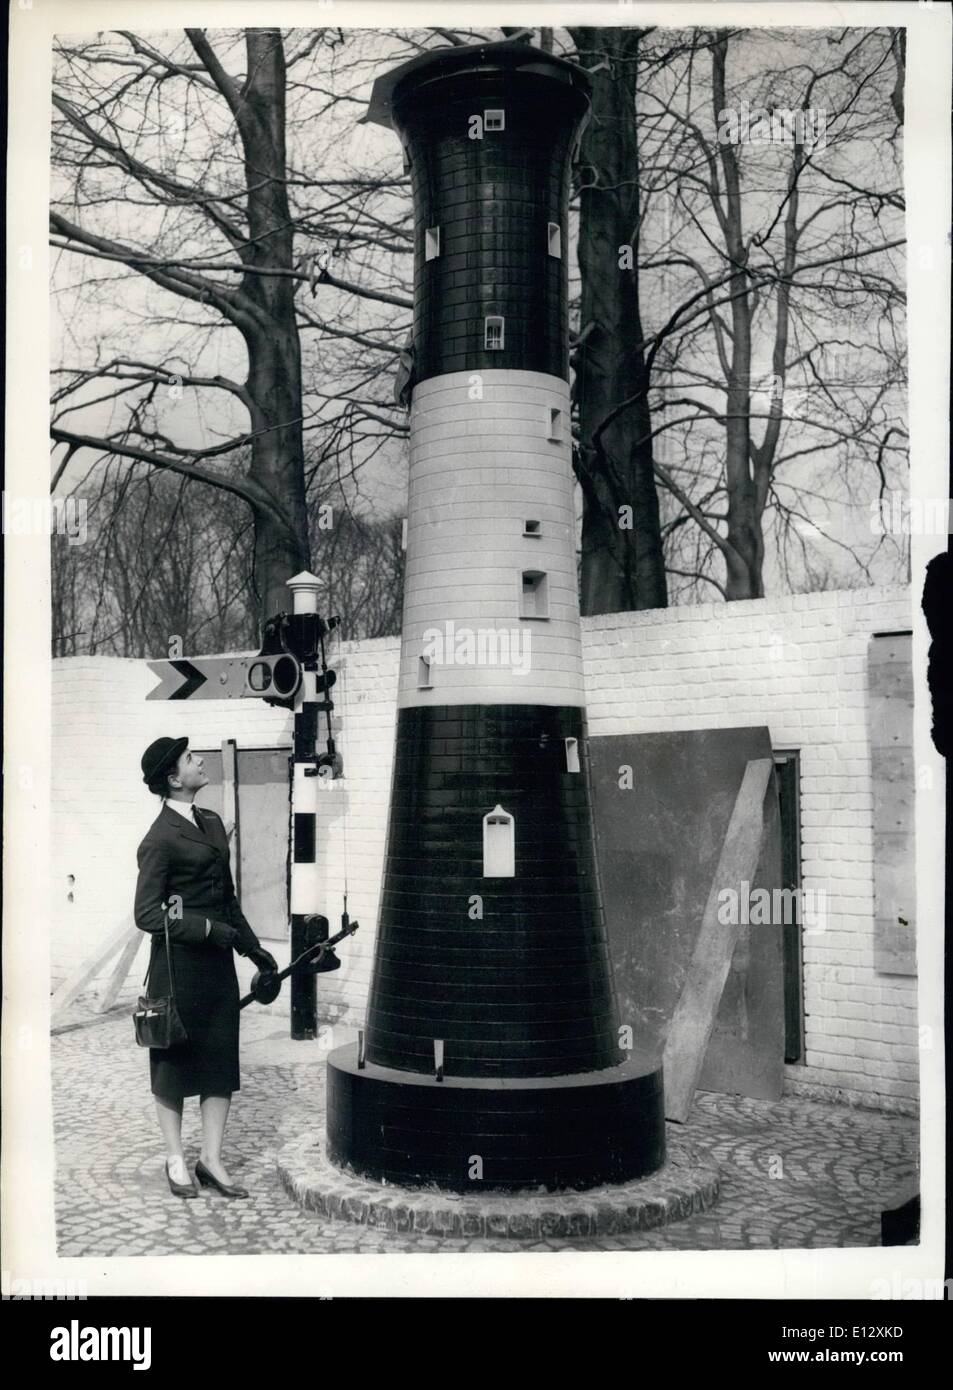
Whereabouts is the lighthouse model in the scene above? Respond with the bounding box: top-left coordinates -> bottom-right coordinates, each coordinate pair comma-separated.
327,39 -> 666,1191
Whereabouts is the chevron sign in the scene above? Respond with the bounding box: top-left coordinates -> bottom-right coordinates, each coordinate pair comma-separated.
146,656 -> 288,701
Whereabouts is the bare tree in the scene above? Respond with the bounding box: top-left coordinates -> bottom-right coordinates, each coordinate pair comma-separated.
51,458 -> 402,652
637,26 -> 907,599
52,464 -> 258,656
566,26 -> 668,615
312,510 -> 405,639
50,23 -> 909,649
50,27 -> 421,631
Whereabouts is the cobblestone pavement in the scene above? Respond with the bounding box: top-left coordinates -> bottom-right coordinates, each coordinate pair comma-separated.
52,1008 -> 918,1256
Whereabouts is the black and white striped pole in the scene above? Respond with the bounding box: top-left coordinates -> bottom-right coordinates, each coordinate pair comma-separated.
287,570 -> 330,1040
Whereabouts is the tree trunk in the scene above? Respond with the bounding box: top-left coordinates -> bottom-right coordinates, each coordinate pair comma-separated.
569,26 -> 667,615
713,34 -> 763,600
238,29 -> 311,619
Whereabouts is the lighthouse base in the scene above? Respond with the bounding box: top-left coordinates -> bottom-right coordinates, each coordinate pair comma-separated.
326,1043 -> 665,1193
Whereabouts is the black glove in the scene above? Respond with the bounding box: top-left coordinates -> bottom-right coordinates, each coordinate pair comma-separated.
207,920 -> 239,950
247,945 -> 279,975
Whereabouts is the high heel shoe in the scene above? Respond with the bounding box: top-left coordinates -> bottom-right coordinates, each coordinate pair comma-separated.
195,1158 -> 249,1199
166,1158 -> 197,1198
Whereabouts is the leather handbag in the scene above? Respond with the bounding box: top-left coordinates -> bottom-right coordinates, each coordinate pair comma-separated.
132,917 -> 188,1049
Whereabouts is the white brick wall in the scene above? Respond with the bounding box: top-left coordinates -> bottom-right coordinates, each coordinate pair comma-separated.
50,585 -> 917,1109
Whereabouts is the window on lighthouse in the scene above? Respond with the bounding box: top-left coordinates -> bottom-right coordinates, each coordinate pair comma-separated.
484,109 -> 505,132
425,227 -> 441,260
483,806 -> 515,877
417,654 -> 433,689
520,570 -> 549,619
547,407 -> 564,441
485,316 -> 505,351
548,222 -> 562,258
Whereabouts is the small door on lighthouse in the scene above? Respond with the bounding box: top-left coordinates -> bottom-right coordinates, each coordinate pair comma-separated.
483,805 -> 515,877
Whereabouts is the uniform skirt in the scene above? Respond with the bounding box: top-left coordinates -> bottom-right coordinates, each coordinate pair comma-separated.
147,937 -> 241,1101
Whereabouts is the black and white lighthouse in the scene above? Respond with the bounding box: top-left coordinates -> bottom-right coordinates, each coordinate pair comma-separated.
327,39 -> 666,1192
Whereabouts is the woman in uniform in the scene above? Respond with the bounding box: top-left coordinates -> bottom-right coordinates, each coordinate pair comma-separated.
135,736 -> 277,1199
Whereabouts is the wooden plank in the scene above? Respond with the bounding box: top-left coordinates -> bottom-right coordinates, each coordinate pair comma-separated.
235,748 -> 293,941
222,737 -> 240,897
192,742 -> 285,940
96,926 -> 144,1012
868,634 -> 916,976
50,914 -> 136,1017
662,757 -> 775,1122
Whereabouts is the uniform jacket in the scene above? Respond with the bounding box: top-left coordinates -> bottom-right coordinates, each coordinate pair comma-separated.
134,802 -> 260,956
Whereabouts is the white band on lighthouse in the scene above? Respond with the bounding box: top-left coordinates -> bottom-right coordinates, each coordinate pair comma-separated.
399,369 -> 583,710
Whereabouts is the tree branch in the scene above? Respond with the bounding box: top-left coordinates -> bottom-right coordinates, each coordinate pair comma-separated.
50,426 -> 294,537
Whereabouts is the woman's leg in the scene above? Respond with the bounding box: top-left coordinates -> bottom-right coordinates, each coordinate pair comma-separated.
155,1095 -> 187,1179
199,1093 -> 234,1183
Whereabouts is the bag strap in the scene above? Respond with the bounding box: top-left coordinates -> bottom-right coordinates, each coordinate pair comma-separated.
143,914 -> 177,1000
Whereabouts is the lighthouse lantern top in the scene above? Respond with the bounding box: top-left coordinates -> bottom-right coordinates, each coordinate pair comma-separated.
363,37 -> 591,131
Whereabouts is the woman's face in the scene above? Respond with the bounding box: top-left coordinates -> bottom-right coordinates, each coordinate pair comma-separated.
168,748 -> 209,796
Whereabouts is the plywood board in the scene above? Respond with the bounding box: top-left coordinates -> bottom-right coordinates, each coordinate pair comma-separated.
589,727 -> 784,1107
194,745 -> 291,942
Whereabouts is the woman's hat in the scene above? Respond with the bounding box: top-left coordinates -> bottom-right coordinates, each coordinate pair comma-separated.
141,735 -> 189,786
